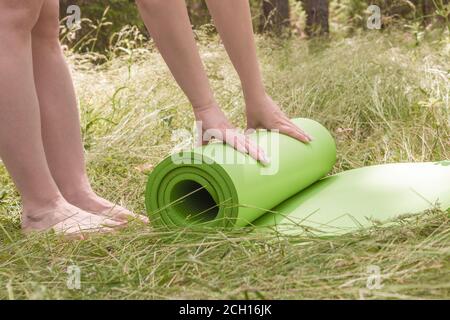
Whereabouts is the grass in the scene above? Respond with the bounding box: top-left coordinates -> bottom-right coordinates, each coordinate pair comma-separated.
0,29 -> 449,299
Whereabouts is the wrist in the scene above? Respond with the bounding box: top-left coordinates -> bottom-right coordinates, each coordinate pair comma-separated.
242,80 -> 267,102
192,98 -> 218,113
244,89 -> 269,106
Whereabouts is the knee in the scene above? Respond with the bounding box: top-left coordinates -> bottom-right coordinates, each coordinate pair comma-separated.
0,1 -> 44,34
31,0 -> 60,43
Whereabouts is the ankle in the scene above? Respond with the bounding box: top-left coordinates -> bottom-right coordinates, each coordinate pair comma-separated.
63,188 -> 97,206
22,194 -> 65,218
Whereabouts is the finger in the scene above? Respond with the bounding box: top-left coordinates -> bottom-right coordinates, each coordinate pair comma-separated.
245,127 -> 257,135
287,121 -> 313,141
245,138 -> 270,165
297,127 -> 313,141
244,138 -> 260,162
235,138 -> 250,156
257,148 -> 270,165
281,124 -> 311,143
226,133 -> 248,155
279,119 -> 313,141
224,131 -> 270,165
244,128 -> 271,164
238,134 -> 258,160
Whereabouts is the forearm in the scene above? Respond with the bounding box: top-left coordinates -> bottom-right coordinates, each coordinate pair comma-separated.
205,0 -> 266,102
136,0 -> 214,108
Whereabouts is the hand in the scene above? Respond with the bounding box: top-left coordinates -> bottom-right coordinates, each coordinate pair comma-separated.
245,94 -> 312,143
193,102 -> 270,165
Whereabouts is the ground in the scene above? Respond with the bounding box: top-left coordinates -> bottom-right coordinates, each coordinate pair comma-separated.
0,31 -> 449,299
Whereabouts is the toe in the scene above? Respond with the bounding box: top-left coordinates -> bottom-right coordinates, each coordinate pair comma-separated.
100,217 -> 128,229
98,206 -> 149,224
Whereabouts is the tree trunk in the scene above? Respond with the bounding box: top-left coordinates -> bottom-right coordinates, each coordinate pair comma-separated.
186,0 -> 211,27
259,0 -> 291,35
302,0 -> 329,37
422,0 -> 435,26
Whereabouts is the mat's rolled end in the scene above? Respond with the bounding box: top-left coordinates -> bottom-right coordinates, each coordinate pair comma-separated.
167,180 -> 219,222
145,152 -> 240,229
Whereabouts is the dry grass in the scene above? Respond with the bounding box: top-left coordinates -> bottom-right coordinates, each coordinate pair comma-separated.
0,29 -> 449,299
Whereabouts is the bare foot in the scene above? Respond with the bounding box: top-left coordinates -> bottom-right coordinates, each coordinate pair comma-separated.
66,191 -> 149,224
22,199 -> 124,239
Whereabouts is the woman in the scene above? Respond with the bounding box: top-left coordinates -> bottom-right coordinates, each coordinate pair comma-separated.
136,0 -> 312,160
0,0 -> 310,238
0,0 -> 148,238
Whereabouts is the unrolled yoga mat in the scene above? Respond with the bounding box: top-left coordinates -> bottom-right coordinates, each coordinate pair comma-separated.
254,161 -> 450,236
145,118 -> 450,235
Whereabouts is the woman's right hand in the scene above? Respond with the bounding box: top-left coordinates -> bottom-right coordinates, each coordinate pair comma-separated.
193,102 -> 270,165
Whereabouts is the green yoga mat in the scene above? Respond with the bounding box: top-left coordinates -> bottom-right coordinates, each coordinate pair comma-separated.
145,118 -> 450,234
254,161 -> 450,236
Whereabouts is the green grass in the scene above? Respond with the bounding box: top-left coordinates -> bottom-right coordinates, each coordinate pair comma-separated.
0,30 -> 449,299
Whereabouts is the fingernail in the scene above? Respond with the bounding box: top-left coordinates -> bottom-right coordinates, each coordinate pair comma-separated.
262,155 -> 271,165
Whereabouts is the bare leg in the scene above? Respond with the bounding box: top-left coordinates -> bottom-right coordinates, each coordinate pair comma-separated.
136,0 -> 267,163
0,1 -> 121,238
206,0 -> 312,142
31,0 -> 147,223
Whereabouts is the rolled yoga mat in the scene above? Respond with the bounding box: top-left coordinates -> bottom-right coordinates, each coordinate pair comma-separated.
145,118 -> 450,235
146,118 -> 336,228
